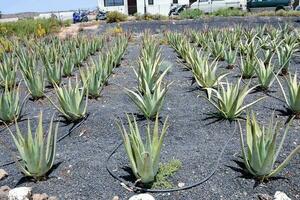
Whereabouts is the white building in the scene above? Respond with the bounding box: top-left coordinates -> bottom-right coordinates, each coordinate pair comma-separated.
98,0 -> 192,16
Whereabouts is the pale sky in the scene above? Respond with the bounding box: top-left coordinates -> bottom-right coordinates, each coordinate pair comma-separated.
0,0 -> 99,14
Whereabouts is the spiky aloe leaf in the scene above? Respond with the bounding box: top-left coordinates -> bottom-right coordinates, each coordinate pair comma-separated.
8,112 -> 58,180
239,113 -> 300,180
117,114 -> 169,184
48,78 -> 88,121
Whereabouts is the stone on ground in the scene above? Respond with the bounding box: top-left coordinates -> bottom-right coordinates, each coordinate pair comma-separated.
8,187 -> 32,200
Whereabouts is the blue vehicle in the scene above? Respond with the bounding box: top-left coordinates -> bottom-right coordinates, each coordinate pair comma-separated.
73,10 -> 89,23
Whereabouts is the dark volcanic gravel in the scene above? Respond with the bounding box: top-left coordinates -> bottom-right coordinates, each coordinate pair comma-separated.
0,18 -> 299,200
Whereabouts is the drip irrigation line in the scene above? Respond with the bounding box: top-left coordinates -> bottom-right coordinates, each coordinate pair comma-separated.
106,123 -> 237,193
0,114 -> 89,168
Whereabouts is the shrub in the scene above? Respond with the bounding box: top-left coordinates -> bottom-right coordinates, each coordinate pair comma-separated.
239,113 -> 300,180
106,11 -> 128,23
8,112 -> 58,180
179,9 -> 204,19
0,18 -> 68,38
212,8 -> 245,17
117,114 -> 169,184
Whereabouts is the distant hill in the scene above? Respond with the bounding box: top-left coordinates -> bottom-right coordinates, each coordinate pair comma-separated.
2,12 -> 39,19
1,8 -> 97,19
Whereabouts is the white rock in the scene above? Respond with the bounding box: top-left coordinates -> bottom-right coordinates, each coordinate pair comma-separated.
0,169 -> 8,180
129,193 -> 155,200
8,187 -> 32,200
274,191 -> 291,200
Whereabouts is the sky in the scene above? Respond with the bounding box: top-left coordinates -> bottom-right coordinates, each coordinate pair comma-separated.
0,0 -> 99,14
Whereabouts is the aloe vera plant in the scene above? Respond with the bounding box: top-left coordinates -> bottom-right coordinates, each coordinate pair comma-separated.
207,78 -> 264,120
8,112 -> 58,180
49,79 -> 88,121
21,67 -> 45,100
117,114 -> 169,184
239,113 -> 300,180
192,57 -> 228,98
255,58 -> 279,91
126,80 -> 170,119
240,55 -> 256,79
224,48 -> 237,69
276,43 -> 297,75
62,54 -> 75,77
209,39 -> 225,60
0,54 -> 17,88
44,58 -> 62,87
277,73 -> 300,116
0,84 -> 21,123
80,66 -> 106,98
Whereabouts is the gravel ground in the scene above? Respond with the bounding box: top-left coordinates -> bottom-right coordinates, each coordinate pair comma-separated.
0,18 -> 299,200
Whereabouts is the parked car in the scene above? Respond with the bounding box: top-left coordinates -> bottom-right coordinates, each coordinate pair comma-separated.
247,0 -> 293,11
190,0 -> 242,13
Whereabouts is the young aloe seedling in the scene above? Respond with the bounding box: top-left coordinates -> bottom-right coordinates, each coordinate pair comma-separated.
224,48 -> 237,69
239,55 -> 256,79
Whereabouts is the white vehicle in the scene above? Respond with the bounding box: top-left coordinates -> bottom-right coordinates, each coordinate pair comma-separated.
190,0 -> 243,13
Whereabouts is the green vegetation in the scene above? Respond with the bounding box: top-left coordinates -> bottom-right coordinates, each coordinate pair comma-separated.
0,54 -> 17,88
126,80 -> 170,120
8,112 -> 58,180
49,79 -> 88,122
179,9 -> 204,19
107,11 -> 128,23
152,159 -> 182,189
207,79 -> 264,120
278,73 -> 300,117
0,18 -> 70,38
239,113 -> 300,180
0,84 -> 21,123
211,8 -> 246,17
117,115 -> 169,184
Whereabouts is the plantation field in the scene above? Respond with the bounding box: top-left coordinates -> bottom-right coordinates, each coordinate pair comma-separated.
0,18 -> 300,200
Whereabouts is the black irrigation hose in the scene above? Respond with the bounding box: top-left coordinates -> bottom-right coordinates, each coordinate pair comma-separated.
0,114 -> 89,168
106,123 -> 237,193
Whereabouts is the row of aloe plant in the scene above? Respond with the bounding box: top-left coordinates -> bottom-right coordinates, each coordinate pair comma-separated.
167,28 -> 300,181
1,35 -> 129,181
118,32 -> 172,185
